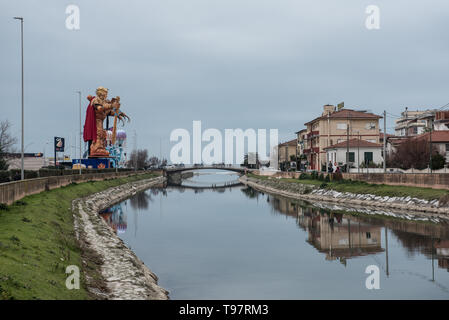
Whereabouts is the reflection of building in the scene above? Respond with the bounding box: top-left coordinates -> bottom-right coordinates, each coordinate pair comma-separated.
294,208 -> 383,263
266,193 -> 384,263
436,240 -> 449,271
245,187 -> 449,274
307,216 -> 383,262
99,204 -> 127,234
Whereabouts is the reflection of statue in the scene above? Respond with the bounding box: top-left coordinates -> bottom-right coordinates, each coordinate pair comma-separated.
99,204 -> 127,234
83,87 -> 130,157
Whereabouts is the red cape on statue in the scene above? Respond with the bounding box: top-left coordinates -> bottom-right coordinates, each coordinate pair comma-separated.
83,97 -> 97,142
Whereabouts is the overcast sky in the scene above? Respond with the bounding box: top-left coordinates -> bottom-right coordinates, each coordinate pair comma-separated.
1,0 -> 449,160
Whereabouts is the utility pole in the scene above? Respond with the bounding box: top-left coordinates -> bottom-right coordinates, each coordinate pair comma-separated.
383,110 -> 387,173
429,116 -> 433,173
76,91 -> 82,174
385,228 -> 389,277
357,132 -> 360,173
346,115 -> 350,172
295,133 -> 298,172
134,130 -> 137,171
14,17 -> 24,180
405,107 -> 408,137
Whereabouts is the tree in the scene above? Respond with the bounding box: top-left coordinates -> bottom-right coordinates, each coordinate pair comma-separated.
127,149 -> 149,169
0,120 -> 18,170
148,156 -> 160,167
241,152 -> 259,169
388,138 -> 433,170
431,152 -> 445,170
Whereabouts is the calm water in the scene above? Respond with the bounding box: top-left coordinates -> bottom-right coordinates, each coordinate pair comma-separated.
100,170 -> 449,299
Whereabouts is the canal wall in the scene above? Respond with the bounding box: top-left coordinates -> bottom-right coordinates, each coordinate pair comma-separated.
72,175 -> 169,300
253,170 -> 449,190
0,170 -> 151,205
240,176 -> 449,221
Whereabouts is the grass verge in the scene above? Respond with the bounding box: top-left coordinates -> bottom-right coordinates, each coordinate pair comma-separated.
247,173 -> 449,201
0,172 -> 160,300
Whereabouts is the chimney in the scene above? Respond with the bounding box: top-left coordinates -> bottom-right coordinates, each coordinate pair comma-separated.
322,104 -> 336,116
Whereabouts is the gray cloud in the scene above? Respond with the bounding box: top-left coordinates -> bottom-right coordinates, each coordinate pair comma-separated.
1,0 -> 449,159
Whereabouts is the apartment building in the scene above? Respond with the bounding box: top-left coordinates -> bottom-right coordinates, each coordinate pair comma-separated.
394,108 -> 435,136
301,105 -> 382,171
278,139 -> 297,170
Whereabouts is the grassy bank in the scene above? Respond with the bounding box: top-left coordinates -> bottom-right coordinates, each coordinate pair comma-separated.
247,173 -> 449,201
0,172 -> 160,300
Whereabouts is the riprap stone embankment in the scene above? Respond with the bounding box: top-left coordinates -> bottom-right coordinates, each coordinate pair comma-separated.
72,176 -> 169,300
241,176 -> 449,222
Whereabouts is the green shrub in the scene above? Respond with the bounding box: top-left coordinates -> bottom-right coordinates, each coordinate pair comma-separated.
24,170 -> 38,179
318,173 -> 324,181
299,173 -> 310,180
319,183 -> 328,189
324,175 -> 330,182
10,169 -> 21,181
0,171 -> 11,183
38,169 -> 62,177
431,153 -> 445,170
0,203 -> 8,211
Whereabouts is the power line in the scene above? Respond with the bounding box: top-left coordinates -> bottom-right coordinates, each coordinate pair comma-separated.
386,112 -> 402,119
437,102 -> 449,111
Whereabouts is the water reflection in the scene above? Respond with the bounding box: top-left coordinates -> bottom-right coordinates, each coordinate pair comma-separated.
241,186 -> 449,275
99,204 -> 127,234
101,175 -> 449,298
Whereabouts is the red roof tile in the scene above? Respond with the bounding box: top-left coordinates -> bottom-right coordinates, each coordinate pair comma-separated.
414,130 -> 449,143
324,138 -> 382,150
305,109 -> 381,125
278,139 -> 297,147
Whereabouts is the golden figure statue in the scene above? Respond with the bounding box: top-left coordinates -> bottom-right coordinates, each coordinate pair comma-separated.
84,87 -> 130,157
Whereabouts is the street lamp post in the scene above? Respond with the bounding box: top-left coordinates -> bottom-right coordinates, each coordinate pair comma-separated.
14,17 -> 24,180
76,91 -> 82,174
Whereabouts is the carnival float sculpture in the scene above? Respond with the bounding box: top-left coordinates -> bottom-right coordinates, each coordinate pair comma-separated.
82,87 -> 130,168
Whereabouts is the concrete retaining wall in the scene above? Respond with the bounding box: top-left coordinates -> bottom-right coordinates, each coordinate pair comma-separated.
0,171 -> 150,205
342,173 -> 449,189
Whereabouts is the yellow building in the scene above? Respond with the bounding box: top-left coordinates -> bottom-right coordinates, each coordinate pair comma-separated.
301,105 -> 382,171
277,139 -> 297,170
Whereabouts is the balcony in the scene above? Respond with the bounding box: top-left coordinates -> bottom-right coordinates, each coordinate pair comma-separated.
303,147 -> 319,154
306,131 -> 319,140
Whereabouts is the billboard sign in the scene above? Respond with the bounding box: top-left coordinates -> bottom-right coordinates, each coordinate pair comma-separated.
54,137 -> 65,152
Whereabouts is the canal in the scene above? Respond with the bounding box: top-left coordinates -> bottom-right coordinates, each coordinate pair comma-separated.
100,170 -> 449,299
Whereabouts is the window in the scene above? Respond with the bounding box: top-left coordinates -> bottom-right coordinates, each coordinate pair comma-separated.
337,123 -> 347,130
367,139 -> 376,143
346,152 -> 355,162
366,232 -> 371,239
364,152 -> 373,164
